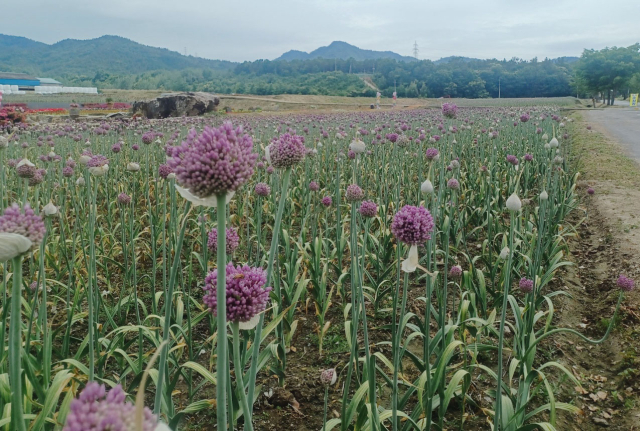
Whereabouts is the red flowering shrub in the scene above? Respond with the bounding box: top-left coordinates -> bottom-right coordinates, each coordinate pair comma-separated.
0,106 -> 26,129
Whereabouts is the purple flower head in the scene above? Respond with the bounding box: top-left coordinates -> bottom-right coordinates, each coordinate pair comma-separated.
207,227 -> 240,255
202,264 -> 272,323
447,178 -> 460,190
442,103 -> 458,119
0,203 -> 46,252
391,205 -> 435,245
158,164 -> 173,179
62,166 -> 74,178
520,114 -> 530,123
254,182 -> 271,197
386,133 -> 398,143
425,147 -> 439,161
587,187 -> 595,195
506,155 -> 519,166
142,131 -> 155,145
519,277 -> 534,293
345,184 -> 364,202
117,193 -> 131,205
321,196 -> 332,207
524,153 -> 533,162
62,382 -> 158,431
111,143 -> 121,153
358,200 -> 377,218
29,171 -> 45,186
132,144 -> 140,151
309,181 -> 320,192
617,275 -> 635,292
87,155 -> 109,168
268,133 -> 306,169
449,265 -> 463,279
347,150 -> 356,159
167,122 -> 257,198
16,162 -> 37,179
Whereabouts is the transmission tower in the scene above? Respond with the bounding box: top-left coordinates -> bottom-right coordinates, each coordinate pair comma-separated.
413,41 -> 419,59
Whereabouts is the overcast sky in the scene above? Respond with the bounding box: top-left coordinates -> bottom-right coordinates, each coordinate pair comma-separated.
5,0 -> 639,62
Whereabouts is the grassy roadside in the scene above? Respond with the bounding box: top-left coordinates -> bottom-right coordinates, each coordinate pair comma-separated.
570,111 -> 640,188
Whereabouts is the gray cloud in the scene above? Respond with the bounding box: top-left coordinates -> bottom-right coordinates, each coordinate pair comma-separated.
4,0 -> 640,62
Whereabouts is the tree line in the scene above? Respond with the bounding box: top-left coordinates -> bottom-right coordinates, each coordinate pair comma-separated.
59,45 -> 640,100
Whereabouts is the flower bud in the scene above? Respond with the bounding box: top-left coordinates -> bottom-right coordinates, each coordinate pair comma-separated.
506,193 -> 521,211
89,165 -> 109,177
320,368 -> 337,386
0,233 -> 33,262
499,246 -> 510,260
126,162 -> 140,172
43,201 -> 58,216
540,190 -> 548,201
421,179 -> 434,194
349,139 -> 366,154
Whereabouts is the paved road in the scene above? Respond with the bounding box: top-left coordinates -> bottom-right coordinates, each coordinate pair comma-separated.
583,108 -> 640,160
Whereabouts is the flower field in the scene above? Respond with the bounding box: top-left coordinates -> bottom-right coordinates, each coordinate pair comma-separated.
0,104 -> 633,431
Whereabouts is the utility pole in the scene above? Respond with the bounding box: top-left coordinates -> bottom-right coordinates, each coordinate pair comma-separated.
498,77 -> 501,99
413,41 -> 419,59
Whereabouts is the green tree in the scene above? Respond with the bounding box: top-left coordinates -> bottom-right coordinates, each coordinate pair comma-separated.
576,44 -> 640,105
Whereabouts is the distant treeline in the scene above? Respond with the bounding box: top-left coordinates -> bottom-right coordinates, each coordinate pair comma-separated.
61,56 -> 577,98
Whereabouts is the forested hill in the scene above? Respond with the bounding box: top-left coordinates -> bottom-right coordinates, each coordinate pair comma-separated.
234,56 -> 577,98
0,34 -> 235,76
1,33 -> 578,98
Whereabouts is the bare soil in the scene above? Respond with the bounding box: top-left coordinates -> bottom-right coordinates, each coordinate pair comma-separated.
552,112 -> 640,430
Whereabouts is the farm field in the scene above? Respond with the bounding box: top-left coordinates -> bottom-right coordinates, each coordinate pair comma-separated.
2,90 -> 582,113
0,101 -> 638,431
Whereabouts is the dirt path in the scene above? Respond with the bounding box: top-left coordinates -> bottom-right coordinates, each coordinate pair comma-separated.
554,112 -> 640,430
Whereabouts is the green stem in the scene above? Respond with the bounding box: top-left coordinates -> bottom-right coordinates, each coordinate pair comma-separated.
322,386 -> 329,431
154,200 -> 192,416
232,323 -> 253,431
9,255 -> 26,431
495,212 -> 515,430
216,193 -> 229,429
247,167 -> 291,411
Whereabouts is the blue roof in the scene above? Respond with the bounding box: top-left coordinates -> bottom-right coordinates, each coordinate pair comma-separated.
0,78 -> 40,86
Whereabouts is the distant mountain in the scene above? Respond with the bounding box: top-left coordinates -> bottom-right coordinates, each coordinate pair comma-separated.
0,34 -> 235,78
277,41 -> 417,62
